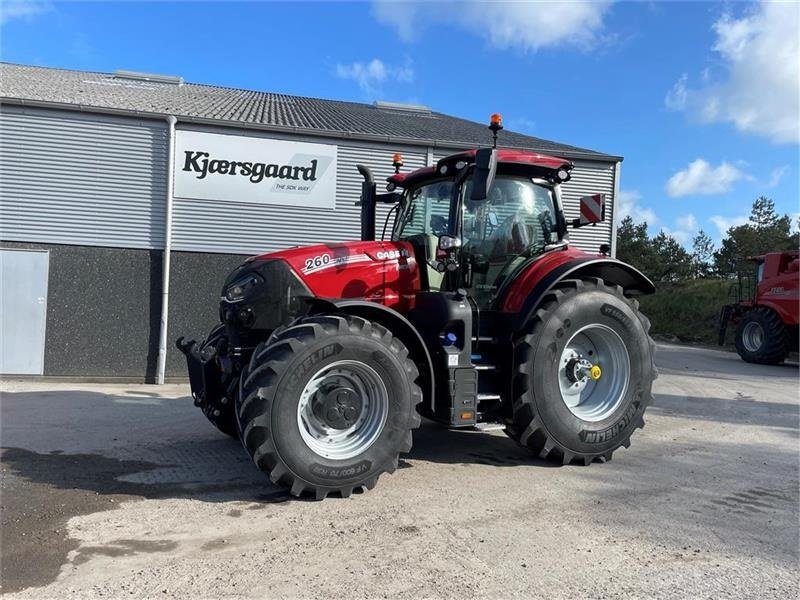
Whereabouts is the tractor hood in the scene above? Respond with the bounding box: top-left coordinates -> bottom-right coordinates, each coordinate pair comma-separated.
220,241 -> 423,333
252,241 -> 422,310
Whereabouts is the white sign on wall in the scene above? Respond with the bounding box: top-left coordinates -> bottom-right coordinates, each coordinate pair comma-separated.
173,130 -> 338,209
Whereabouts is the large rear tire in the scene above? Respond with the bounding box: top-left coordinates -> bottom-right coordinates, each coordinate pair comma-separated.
507,278 -> 656,464
734,307 -> 788,365
236,315 -> 422,499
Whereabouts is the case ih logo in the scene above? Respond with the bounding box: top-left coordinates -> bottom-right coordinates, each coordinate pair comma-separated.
182,151 -> 320,184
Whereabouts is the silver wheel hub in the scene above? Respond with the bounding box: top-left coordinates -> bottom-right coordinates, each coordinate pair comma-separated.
297,360 -> 388,460
742,321 -> 764,352
558,324 -> 631,422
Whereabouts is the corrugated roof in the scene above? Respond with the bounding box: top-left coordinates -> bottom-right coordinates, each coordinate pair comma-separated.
0,63 -> 621,161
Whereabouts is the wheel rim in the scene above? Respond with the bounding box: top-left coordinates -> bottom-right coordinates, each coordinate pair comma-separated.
558,324 -> 631,422
742,321 -> 764,352
297,360 -> 389,460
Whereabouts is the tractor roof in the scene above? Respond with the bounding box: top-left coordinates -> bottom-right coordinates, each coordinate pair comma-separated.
387,148 -> 572,188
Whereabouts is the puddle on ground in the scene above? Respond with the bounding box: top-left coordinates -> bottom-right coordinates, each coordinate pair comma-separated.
72,539 -> 179,566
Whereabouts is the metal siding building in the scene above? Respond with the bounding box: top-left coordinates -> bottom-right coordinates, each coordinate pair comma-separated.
1,105 -> 168,249
0,63 -> 622,380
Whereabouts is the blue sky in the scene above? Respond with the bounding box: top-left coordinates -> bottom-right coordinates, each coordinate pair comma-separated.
2,0 -> 798,248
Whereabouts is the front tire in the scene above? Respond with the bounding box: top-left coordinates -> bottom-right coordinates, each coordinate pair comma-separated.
734,307 -> 788,365
236,315 -> 422,499
507,278 -> 656,464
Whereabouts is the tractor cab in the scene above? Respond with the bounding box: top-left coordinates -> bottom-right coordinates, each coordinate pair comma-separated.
387,148 -> 572,308
360,115 -> 605,314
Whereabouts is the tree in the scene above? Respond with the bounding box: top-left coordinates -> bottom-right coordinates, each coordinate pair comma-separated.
616,216 -> 660,280
713,196 -> 797,276
616,216 -> 692,282
616,216 -> 651,264
691,229 -> 715,278
651,230 -> 693,282
749,196 -> 780,229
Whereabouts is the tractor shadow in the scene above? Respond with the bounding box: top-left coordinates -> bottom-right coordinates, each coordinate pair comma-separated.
650,393 -> 799,430
655,343 -> 800,380
0,388 -> 555,515
0,389 -> 297,506
407,420 -> 558,468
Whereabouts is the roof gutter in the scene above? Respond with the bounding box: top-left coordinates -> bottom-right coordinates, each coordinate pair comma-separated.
0,97 -> 624,163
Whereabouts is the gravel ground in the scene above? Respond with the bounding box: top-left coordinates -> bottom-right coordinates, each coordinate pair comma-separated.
1,343 -> 797,599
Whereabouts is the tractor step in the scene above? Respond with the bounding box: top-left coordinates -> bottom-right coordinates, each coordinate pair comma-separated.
473,422 -> 505,432
476,393 -> 501,401
474,364 -> 495,371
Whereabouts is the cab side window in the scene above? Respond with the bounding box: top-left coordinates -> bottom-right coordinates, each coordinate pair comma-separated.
396,181 -> 453,238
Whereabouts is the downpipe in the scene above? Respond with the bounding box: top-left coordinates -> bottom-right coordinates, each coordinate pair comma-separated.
156,115 -> 178,384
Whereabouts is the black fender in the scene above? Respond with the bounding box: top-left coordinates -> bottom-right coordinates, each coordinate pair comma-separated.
306,298 -> 435,410
514,257 -> 655,331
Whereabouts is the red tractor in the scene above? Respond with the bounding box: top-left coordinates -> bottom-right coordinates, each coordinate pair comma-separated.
178,116 -> 657,499
719,250 -> 799,364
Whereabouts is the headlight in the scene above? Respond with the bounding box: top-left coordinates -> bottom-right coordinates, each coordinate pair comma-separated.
224,273 -> 264,302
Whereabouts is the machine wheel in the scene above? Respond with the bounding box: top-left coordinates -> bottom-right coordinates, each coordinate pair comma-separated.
236,315 -> 422,499
734,307 -> 788,365
507,278 -> 656,464
195,324 -> 239,439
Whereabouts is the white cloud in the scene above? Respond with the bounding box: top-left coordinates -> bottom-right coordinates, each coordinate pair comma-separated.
372,1 -> 614,52
666,158 -> 747,198
617,189 -> 658,226
1,0 -> 51,25
709,214 -> 749,238
664,213 -> 699,245
505,117 -> 537,133
664,74 -> 687,110
766,165 -> 789,188
676,213 -> 698,232
665,2 -> 800,144
335,58 -> 414,97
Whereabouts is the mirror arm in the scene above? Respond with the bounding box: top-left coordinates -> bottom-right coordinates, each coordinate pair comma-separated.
375,192 -> 401,204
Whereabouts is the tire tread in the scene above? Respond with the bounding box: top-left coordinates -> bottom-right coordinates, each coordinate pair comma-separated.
506,277 -> 656,464
236,314 -> 423,499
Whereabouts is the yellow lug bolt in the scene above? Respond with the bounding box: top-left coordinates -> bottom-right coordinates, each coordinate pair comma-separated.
590,365 -> 602,380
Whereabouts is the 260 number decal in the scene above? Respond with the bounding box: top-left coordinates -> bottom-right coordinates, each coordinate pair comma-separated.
304,254 -> 331,272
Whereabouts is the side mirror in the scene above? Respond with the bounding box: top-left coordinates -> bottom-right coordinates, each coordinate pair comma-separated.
571,194 -> 606,228
438,235 -> 462,250
470,148 -> 498,202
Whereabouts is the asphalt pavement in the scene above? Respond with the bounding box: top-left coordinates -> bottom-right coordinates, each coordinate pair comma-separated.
1,343 -> 798,599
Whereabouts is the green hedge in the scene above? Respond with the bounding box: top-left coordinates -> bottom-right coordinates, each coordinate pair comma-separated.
638,279 -> 733,345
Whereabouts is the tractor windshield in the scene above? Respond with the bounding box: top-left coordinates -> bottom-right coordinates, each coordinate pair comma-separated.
392,174 -> 558,299
461,176 -> 558,306
461,176 -> 557,256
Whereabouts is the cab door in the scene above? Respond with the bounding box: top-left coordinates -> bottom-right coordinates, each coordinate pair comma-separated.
460,176 -> 557,308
